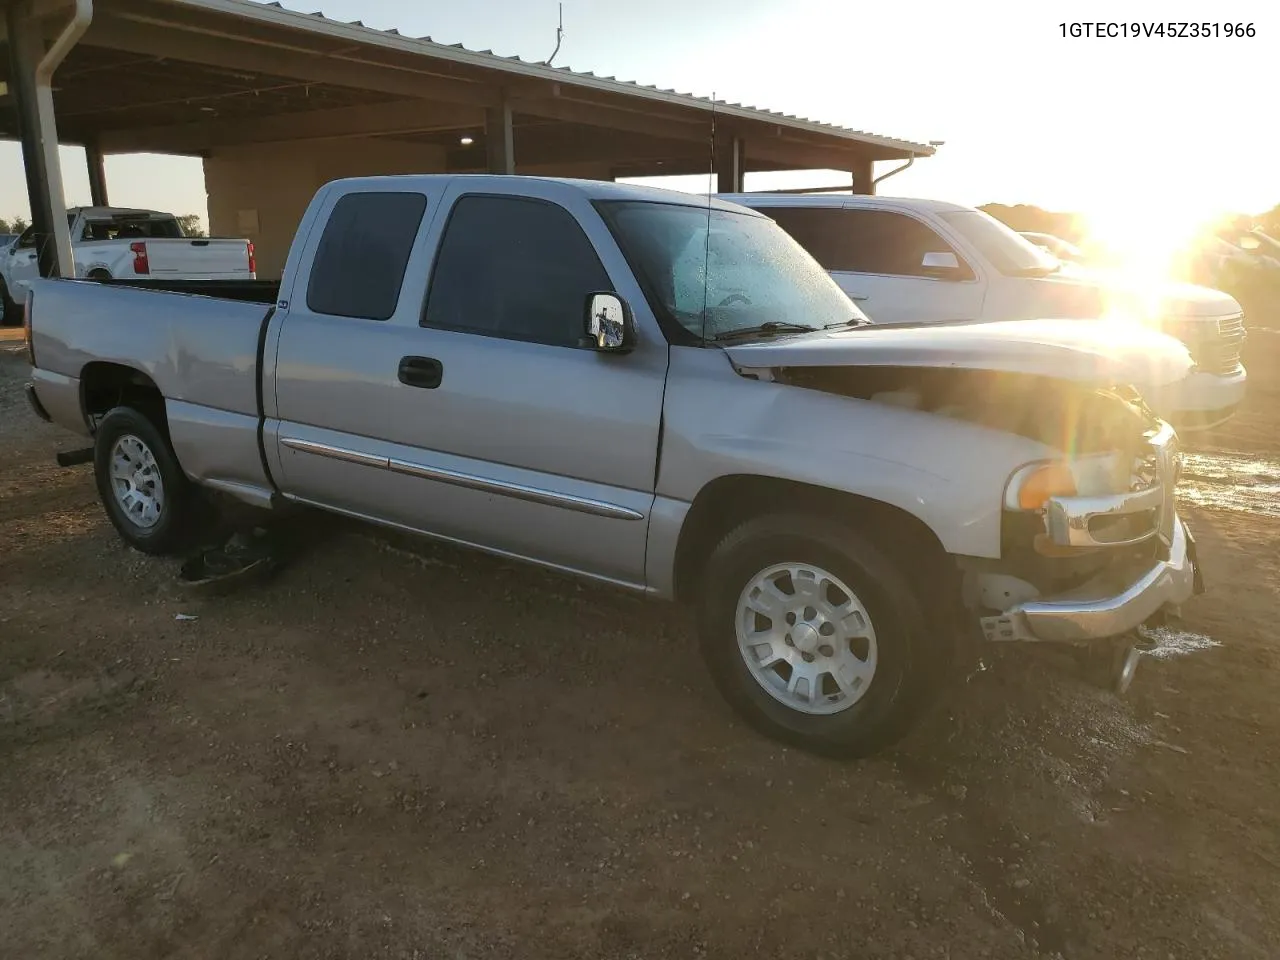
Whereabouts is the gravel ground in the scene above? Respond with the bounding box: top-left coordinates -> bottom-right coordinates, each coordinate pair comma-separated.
2,324 -> 1278,960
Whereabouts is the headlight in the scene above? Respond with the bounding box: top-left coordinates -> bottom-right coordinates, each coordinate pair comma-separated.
1004,453 -> 1129,511
1006,462 -> 1076,510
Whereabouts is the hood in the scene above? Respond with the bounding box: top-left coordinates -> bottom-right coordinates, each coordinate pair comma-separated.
1040,264 -> 1242,319
723,318 -> 1193,388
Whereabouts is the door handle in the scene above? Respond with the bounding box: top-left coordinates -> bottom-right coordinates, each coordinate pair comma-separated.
847,293 -> 869,301
398,355 -> 443,389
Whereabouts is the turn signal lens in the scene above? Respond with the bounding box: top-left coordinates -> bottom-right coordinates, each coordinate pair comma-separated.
1016,462 -> 1077,510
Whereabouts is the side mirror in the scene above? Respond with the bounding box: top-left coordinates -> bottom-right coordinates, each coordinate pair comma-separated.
583,292 -> 636,353
921,251 -> 961,274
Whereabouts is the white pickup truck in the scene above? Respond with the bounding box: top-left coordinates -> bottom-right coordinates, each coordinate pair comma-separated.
23,175 -> 1203,757
722,194 -> 1248,431
0,206 -> 255,325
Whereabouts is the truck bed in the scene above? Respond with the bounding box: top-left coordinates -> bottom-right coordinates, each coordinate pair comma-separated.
89,276 -> 281,304
27,277 -> 276,504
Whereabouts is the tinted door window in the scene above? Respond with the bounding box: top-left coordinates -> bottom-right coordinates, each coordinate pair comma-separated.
767,207 -> 974,279
306,191 -> 428,321
423,194 -> 611,348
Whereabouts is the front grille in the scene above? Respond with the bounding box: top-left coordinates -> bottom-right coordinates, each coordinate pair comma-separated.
1191,313 -> 1247,376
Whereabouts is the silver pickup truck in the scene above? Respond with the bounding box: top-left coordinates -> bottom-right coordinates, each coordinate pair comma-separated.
22,175 -> 1203,757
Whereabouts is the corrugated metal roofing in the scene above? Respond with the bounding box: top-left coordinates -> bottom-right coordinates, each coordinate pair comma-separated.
182,0 -> 934,157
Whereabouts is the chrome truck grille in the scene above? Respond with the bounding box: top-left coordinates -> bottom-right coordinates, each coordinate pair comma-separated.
1130,422 -> 1179,546
1191,313 -> 1247,376
1046,422 -> 1180,550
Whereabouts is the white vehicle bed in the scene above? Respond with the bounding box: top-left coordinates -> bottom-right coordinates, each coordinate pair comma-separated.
0,207 -> 254,324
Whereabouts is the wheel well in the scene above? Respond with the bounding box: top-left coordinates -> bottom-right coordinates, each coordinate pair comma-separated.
80,362 -> 166,432
86,268 -> 112,280
672,475 -> 952,603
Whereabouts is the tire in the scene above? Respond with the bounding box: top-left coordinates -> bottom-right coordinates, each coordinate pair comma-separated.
87,269 -> 112,281
697,512 -> 937,759
93,406 -> 207,555
0,275 -> 19,328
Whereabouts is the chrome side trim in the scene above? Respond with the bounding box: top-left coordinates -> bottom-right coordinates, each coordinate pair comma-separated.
279,436 -> 644,522
281,436 -> 388,469
386,457 -> 644,521
281,493 -> 653,594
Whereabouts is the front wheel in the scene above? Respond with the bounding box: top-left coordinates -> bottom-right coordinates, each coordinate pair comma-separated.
93,406 -> 207,555
697,513 -> 937,758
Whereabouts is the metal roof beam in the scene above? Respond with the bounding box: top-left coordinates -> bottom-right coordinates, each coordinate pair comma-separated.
98,96 -> 484,153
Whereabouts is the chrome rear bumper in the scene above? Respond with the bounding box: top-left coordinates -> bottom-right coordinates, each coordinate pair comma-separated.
981,518 -> 1200,643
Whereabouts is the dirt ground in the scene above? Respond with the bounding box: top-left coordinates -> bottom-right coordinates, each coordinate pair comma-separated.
2,320 -> 1279,960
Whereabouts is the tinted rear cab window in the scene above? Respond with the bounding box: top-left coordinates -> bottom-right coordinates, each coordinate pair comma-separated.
307,191 -> 428,320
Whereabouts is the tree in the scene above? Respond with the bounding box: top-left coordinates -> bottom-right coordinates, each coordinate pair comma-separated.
0,216 -> 28,235
176,214 -> 206,237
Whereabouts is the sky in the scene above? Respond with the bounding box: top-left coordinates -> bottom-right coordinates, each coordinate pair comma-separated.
1,0 -> 1276,248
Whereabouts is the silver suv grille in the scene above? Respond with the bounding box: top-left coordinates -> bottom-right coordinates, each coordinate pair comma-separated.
1193,313 -> 1246,376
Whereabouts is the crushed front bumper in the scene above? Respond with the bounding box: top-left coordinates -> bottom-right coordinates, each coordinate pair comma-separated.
981,518 -> 1202,643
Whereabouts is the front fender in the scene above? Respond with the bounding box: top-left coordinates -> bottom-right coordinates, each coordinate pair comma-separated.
654,347 -> 1054,567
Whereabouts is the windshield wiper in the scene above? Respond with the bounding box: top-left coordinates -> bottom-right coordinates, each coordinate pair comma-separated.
711,321 -> 817,341
824,317 -> 872,329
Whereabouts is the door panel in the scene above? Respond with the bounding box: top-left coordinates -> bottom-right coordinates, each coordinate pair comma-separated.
273,319 -> 663,584
271,180 -> 668,587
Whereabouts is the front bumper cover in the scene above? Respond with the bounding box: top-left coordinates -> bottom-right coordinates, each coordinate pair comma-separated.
981,518 -> 1200,643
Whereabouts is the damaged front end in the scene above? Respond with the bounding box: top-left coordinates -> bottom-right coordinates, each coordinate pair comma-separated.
738,356 -> 1204,657
975,414 -> 1203,645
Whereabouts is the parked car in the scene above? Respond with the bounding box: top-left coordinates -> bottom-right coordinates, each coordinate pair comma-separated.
721,194 -> 1247,431
1020,231 -> 1088,263
0,207 -> 255,326
23,175 -> 1202,757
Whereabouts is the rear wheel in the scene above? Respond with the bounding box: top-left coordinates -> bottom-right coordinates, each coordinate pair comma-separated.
93,406 -> 207,555
697,513 -> 937,758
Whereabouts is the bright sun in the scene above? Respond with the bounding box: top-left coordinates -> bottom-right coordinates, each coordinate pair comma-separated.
1080,200 -> 1221,281
1073,198 -> 1237,332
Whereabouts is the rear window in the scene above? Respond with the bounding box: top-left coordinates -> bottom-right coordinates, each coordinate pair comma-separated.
80,218 -> 183,241
306,191 -> 428,321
